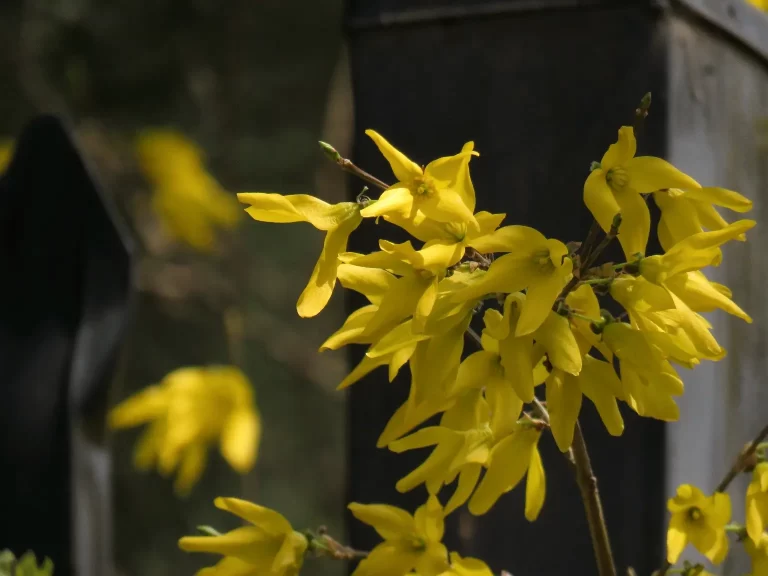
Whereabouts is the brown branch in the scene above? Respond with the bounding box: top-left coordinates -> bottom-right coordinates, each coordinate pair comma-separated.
319,141 -> 390,191
572,421 -> 616,576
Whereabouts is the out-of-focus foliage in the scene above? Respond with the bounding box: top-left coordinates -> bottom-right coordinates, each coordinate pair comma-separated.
0,551 -> 53,576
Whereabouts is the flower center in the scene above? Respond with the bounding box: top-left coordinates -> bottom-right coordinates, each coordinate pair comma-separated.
688,507 -> 702,522
606,167 -> 629,190
444,221 -> 467,241
533,249 -> 555,272
415,176 -> 436,198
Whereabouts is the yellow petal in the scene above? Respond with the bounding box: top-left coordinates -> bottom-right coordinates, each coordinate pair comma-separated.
625,156 -> 700,193
516,257 -> 573,337
525,444 -> 546,521
445,463 -> 483,515
451,255 -> 534,303
498,334 -> 535,403
337,353 -> 388,390
419,188 -> 479,227
600,126 -> 637,169
352,542 -> 420,576
215,498 -> 293,534
486,377 -> 523,439
425,145 -> 478,214
666,514 -> 688,564
583,170 -> 620,235
108,385 -> 169,429
469,429 -> 538,515
179,527 -> 266,560
614,188 -> 650,258
367,320 -> 429,358
173,443 -> 208,496
365,130 -> 423,182
297,209 -> 362,317
545,369 -> 581,452
239,194 -> 359,231
414,277 -> 440,332
321,305 -> 379,351
271,531 -> 307,574
195,556 -> 259,576
533,311 -> 582,375
348,502 -> 415,540
337,264 -> 398,304
220,408 -> 261,473
578,357 -> 624,436
680,186 -> 752,212
414,494 -> 445,543
466,225 -> 546,255
452,351 -> 500,396
360,187 -> 415,219
363,275 -> 433,338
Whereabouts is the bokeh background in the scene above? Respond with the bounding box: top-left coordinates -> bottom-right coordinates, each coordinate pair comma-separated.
1,1 -> 768,576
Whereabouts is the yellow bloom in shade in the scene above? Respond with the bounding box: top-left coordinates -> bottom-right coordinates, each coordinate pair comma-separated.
745,532 -> 768,576
0,139 -> 14,172
349,495 -> 450,576
237,192 -> 363,317
136,130 -> 242,251
452,226 -> 573,335
361,130 -> 479,228
602,322 -> 683,421
388,390 -> 492,515
179,497 -> 307,576
584,126 -> 704,259
439,552 -> 494,576
666,484 -> 731,565
468,425 -> 545,518
747,463 -> 768,545
654,186 -> 752,258
109,366 -> 260,495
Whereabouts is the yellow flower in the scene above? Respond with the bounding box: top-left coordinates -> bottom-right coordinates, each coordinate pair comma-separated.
654,186 -> 752,258
388,390 -> 493,515
136,129 -> 242,251
639,219 -> 756,286
666,484 -> 731,565
452,226 -> 573,335
584,126 -> 703,259
610,276 -> 724,366
601,322 -> 683,421
544,355 -> 625,452
454,293 -> 581,408
747,0 -> 768,12
237,192 -> 363,317
745,532 -> 768,576
179,497 -> 307,576
361,130 -> 478,228
0,139 -> 14,172
747,463 -> 768,545
468,425 -> 545,519
439,552 -> 494,576
109,366 -> 260,495
349,495 -> 450,576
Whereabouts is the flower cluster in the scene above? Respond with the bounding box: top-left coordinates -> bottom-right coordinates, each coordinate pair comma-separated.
109,365 -> 261,495
183,121 -> 753,575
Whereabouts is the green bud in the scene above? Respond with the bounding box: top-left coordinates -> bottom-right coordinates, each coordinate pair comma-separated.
196,525 -> 222,537
318,141 -> 341,162
589,161 -> 602,172
639,92 -> 652,111
610,212 -> 622,232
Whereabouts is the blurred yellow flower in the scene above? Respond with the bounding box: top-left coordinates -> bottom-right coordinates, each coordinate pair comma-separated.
666,484 -> 731,565
109,366 -> 260,495
136,129 -> 242,251
745,532 -> 768,576
179,497 -> 307,576
747,0 -> 768,10
0,139 -> 14,172
747,463 -> 768,545
349,495 -> 450,576
440,552 -> 494,576
238,192 -> 363,317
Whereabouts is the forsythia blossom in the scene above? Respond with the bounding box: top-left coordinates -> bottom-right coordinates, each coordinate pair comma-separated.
109,366 -> 261,495
231,120 -> 753,540
179,498 -> 307,576
666,484 -> 731,565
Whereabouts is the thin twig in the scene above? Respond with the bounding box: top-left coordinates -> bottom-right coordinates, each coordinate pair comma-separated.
319,141 -> 390,191
572,421 -> 617,576
656,422 -> 768,576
